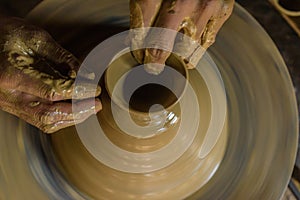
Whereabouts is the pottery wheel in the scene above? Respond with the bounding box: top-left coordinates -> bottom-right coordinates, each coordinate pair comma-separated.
0,1 -> 298,200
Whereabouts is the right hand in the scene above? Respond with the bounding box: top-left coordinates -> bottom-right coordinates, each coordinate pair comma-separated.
130,0 -> 234,74
0,17 -> 102,133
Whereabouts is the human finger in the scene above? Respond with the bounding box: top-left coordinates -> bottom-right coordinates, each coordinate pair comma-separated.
130,0 -> 163,64
0,64 -> 101,101
176,0 -> 234,68
200,0 -> 234,49
19,97 -> 102,133
143,0 -> 198,74
0,87 -> 102,133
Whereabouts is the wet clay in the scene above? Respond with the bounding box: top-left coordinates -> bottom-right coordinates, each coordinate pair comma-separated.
50,67 -> 228,199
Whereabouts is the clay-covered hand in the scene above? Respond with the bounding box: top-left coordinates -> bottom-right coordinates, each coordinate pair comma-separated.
0,17 -> 102,133
130,0 -> 234,74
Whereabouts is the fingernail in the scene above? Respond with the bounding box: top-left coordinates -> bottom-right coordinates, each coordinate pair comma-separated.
96,86 -> 102,96
144,48 -> 168,74
144,48 -> 170,64
94,99 -> 102,113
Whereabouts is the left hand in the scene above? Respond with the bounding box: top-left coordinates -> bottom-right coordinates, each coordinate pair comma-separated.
0,17 -> 102,133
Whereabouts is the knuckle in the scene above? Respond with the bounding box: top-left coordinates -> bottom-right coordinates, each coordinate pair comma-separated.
35,110 -> 46,123
39,84 -> 56,101
56,48 -> 73,63
32,106 -> 64,130
25,30 -> 50,52
38,110 -> 56,124
0,70 -> 20,89
0,89 -> 20,107
33,29 -> 51,41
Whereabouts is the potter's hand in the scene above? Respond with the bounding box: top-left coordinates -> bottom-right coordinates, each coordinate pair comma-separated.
130,0 -> 234,74
0,17 -> 102,133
